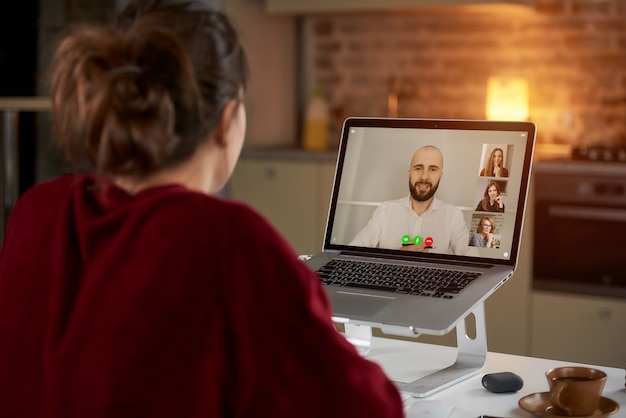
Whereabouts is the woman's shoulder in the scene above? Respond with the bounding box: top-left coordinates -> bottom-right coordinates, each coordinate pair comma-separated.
470,233 -> 484,244
14,175 -> 87,207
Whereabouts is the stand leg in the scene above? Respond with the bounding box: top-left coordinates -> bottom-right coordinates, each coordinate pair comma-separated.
344,323 -> 373,355
396,303 -> 488,397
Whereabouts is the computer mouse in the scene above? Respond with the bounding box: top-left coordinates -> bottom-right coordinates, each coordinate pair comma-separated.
481,371 -> 524,393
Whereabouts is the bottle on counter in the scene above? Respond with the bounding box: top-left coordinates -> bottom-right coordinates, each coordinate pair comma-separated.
302,87 -> 329,151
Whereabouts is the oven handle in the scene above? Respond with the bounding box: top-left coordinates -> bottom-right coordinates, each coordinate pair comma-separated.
548,204 -> 626,222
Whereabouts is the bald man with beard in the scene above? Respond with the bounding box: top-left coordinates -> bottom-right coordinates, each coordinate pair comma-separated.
350,145 -> 476,256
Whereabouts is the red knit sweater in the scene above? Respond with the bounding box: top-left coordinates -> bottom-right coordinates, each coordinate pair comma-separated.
0,174 -> 403,418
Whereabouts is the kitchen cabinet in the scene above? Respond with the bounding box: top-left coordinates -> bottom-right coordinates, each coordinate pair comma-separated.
229,155 -> 336,256
265,0 -> 534,14
530,290 -> 626,368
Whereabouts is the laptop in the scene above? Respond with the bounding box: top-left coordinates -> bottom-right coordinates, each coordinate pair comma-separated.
305,117 -> 536,336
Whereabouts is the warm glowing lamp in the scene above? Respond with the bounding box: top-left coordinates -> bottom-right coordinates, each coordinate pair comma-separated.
485,76 -> 529,121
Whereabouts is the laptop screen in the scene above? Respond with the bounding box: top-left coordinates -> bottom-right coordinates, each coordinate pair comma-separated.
324,118 -> 536,266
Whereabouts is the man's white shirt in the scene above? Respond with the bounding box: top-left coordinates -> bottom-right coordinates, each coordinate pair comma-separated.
350,195 -> 477,256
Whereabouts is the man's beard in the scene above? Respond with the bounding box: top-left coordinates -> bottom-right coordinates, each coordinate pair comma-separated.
409,178 -> 439,202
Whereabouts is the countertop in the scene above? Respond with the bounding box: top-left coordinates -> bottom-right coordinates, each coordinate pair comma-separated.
240,146 -> 338,162
0,97 -> 51,111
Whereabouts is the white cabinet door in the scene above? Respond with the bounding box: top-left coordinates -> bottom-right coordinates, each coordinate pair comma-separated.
531,291 -> 626,368
314,161 -> 336,252
229,158 -> 335,256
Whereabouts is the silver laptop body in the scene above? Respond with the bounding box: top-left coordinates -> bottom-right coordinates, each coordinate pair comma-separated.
306,117 -> 536,336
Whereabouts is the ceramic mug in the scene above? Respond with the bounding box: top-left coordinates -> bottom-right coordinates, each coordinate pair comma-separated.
546,366 -> 607,416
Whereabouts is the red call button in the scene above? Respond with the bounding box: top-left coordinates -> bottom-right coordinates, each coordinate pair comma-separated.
424,237 -> 434,247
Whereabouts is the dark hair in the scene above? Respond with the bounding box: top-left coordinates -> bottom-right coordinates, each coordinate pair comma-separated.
478,181 -> 501,211
482,147 -> 505,177
50,0 -> 247,178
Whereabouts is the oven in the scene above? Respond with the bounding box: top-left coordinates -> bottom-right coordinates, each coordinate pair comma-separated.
533,157 -> 626,298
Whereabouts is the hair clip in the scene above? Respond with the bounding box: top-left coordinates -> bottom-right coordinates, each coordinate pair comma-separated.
109,65 -> 142,76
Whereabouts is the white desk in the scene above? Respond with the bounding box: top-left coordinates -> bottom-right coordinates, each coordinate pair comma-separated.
366,337 -> 626,417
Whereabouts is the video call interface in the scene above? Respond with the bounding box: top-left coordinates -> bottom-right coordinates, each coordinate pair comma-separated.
327,124 -> 531,261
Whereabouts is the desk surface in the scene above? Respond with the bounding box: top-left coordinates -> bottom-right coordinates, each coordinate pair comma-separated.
366,337 -> 626,418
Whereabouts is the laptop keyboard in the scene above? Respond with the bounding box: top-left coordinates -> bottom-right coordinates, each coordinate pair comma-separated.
316,259 -> 481,299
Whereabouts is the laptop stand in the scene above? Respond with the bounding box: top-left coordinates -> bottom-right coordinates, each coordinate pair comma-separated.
340,302 -> 487,398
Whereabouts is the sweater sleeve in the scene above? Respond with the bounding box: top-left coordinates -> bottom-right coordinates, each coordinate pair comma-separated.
219,204 -> 404,418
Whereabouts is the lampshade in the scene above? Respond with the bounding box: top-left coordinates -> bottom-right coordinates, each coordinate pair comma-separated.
485,76 -> 529,121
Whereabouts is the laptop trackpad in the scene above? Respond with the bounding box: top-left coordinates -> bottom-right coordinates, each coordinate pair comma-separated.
331,292 -> 394,317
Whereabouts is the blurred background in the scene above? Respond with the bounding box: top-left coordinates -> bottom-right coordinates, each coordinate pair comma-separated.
2,0 -> 626,369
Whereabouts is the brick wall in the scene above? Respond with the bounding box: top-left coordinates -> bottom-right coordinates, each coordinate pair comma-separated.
304,0 -> 626,149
